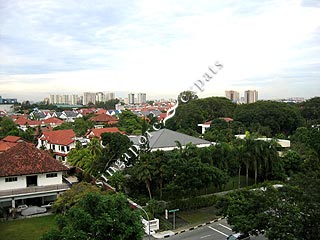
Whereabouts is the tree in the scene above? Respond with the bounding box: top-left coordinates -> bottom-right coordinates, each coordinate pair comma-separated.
299,97 -> 320,125
118,110 -> 143,135
42,191 -> 144,240
0,117 -> 18,138
218,170 -> 320,240
233,101 -> 304,136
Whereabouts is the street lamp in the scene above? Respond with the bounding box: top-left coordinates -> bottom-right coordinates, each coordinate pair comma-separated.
137,205 -> 151,240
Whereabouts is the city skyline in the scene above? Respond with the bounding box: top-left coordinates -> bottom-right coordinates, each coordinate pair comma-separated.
1,0 -> 320,101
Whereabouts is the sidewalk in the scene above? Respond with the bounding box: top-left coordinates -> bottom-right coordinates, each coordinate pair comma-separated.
148,217 -> 225,239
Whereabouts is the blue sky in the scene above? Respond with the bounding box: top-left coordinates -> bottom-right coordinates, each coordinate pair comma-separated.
0,0 -> 320,101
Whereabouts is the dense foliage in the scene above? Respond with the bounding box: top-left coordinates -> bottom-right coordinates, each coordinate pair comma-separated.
42,191 -> 144,240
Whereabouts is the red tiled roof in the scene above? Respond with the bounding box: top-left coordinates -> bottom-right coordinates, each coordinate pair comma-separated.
2,135 -> 22,143
90,114 -> 118,123
0,142 -> 68,177
42,117 -> 64,125
40,129 -> 75,145
0,141 -> 17,152
15,117 -> 41,126
87,127 -> 125,138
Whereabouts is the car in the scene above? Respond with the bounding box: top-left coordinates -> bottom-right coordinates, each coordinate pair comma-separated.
21,206 -> 47,216
16,204 -> 28,212
226,233 -> 250,240
41,202 -> 54,209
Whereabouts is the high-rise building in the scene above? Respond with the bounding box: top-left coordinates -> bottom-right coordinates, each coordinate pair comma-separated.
105,92 -> 115,101
137,93 -> 147,104
83,92 -> 96,105
128,93 -> 135,104
95,92 -> 105,103
225,90 -> 240,102
70,95 -> 78,105
244,90 -> 258,104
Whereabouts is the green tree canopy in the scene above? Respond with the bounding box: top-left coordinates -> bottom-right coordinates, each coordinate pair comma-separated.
233,101 -> 304,136
42,191 -> 144,240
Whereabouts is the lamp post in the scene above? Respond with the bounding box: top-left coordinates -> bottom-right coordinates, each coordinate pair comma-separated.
137,206 -> 150,240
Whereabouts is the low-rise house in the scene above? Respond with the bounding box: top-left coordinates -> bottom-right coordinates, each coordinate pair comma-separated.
90,114 -> 119,125
198,117 -> 234,134
37,129 -> 76,161
86,127 -> 125,139
0,142 -> 69,209
15,116 -> 41,131
41,117 -> 64,128
130,128 -> 212,152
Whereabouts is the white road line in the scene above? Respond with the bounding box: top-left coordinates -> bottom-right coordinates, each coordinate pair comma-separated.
218,223 -> 232,231
208,226 -> 228,237
200,234 -> 212,239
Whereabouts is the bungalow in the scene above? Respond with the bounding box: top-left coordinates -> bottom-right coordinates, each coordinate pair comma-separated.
86,127 -> 125,139
90,114 -> 119,125
41,117 -> 64,128
0,142 -> 69,209
37,129 -> 76,161
130,128 -> 212,152
15,116 -> 41,131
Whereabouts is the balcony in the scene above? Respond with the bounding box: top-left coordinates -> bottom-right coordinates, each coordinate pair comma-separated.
0,183 -> 70,198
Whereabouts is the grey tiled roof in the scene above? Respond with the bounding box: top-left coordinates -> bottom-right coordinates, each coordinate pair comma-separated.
130,128 -> 211,150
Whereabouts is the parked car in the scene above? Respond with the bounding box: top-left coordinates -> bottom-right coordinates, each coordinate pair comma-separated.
21,206 -> 47,216
227,233 -> 250,240
41,202 -> 54,209
16,204 -> 28,212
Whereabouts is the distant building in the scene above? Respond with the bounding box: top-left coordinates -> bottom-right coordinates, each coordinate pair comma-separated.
225,90 -> 240,102
83,92 -> 96,105
95,92 -> 105,103
105,92 -> 115,101
70,95 -> 78,105
137,93 -> 147,104
0,96 -> 2,104
244,90 -> 258,104
128,93 -> 135,104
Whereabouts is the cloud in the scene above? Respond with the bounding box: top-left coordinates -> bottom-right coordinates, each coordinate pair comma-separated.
0,0 -> 320,101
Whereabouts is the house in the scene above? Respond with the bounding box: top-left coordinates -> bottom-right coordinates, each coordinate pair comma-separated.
37,129 -> 76,161
130,128 -> 212,152
0,136 -> 23,153
198,117 -> 234,134
41,117 -> 64,127
15,116 -> 41,131
90,114 -> 119,125
86,127 -> 125,139
0,142 -> 69,209
53,111 -> 83,122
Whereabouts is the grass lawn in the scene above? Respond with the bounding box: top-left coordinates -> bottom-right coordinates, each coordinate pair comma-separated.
178,205 -> 219,225
0,215 -> 56,240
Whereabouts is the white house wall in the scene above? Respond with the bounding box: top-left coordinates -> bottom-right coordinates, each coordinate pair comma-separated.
0,176 -> 26,190
0,172 -> 63,191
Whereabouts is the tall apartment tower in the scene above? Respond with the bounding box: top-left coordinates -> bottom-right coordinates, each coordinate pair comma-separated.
105,92 -> 115,101
244,90 -> 258,104
128,93 -> 135,104
137,93 -> 147,104
225,90 -> 240,102
83,92 -> 96,105
95,92 -> 105,103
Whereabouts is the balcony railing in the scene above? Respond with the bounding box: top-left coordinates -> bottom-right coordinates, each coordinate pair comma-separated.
0,183 -> 70,198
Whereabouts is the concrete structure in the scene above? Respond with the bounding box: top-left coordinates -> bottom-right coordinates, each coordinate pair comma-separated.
225,90 -> 240,102
0,142 -> 69,209
128,93 -> 135,104
137,93 -> 147,104
83,92 -> 96,105
0,104 -> 15,113
244,90 -> 258,104
105,92 -> 115,101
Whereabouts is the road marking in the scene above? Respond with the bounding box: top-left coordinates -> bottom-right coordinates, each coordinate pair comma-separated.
208,226 -> 228,237
200,234 -> 212,239
219,223 -> 232,231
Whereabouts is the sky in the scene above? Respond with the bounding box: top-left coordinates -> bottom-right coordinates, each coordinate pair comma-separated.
0,0 -> 320,102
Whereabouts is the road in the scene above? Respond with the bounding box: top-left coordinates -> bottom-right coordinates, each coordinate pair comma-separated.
145,218 -> 267,240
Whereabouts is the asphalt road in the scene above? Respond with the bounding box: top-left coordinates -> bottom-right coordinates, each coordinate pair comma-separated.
154,218 -> 267,240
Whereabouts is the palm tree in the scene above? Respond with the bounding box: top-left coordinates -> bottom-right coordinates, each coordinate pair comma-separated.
135,153 -> 155,200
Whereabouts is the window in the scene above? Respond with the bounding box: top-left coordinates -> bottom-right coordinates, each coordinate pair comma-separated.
46,173 -> 58,178
5,177 -> 17,182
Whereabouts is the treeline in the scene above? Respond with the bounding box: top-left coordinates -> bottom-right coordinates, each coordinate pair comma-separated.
166,96 -> 320,137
